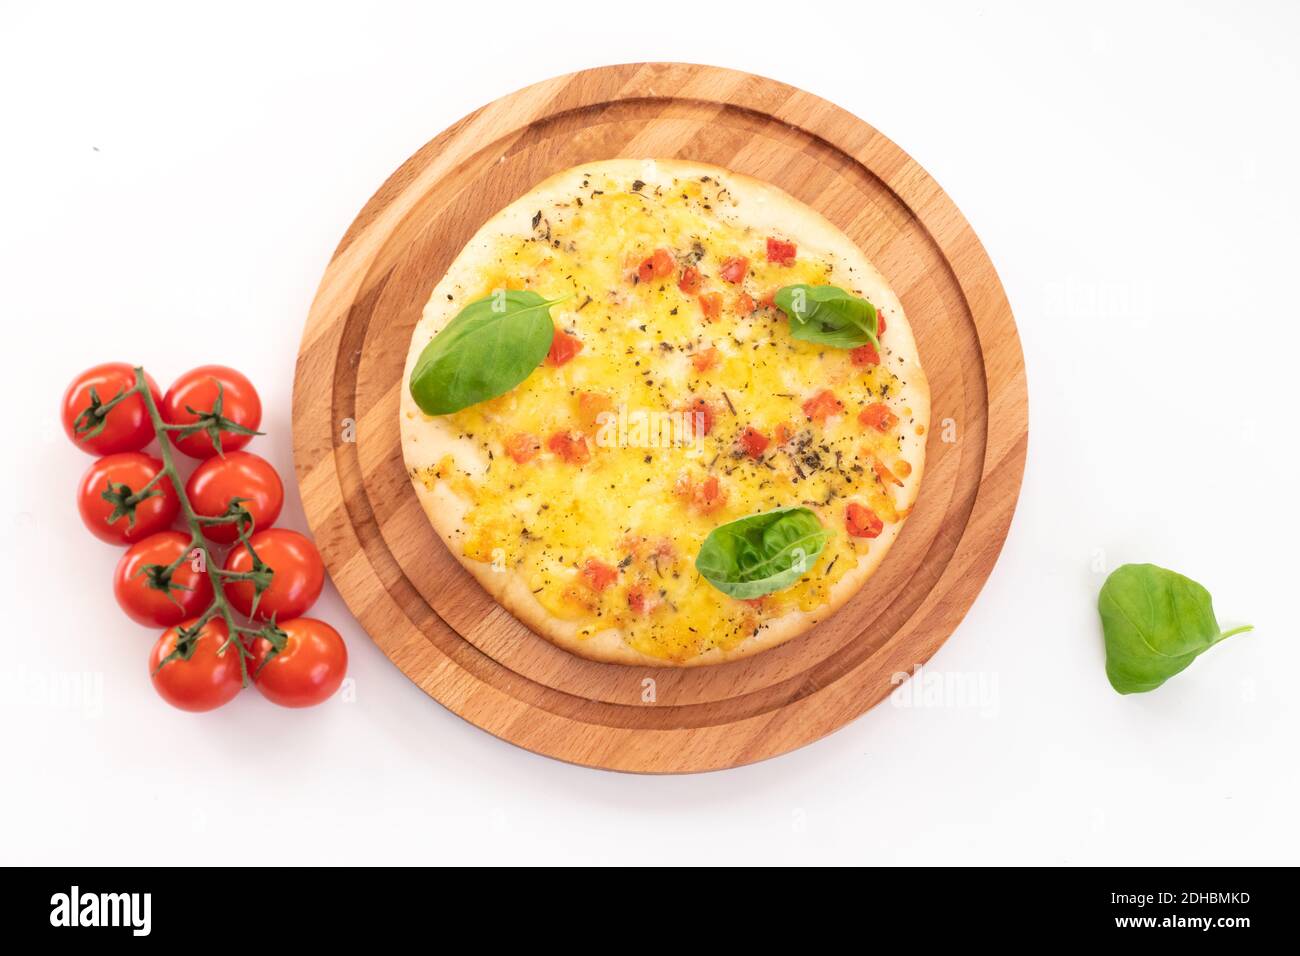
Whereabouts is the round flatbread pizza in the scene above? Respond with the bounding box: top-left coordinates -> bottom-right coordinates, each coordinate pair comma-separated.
400,159 -> 928,666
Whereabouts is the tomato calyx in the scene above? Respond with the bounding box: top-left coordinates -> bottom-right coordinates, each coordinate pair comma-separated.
71,384 -> 131,445
153,614 -> 210,670
134,557 -> 197,608
245,619 -> 289,679
167,380 -> 264,457
99,474 -> 165,531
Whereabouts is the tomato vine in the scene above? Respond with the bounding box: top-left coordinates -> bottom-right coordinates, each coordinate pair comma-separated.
76,367 -> 287,683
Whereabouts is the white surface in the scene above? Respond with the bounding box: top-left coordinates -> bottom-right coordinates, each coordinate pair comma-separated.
1,0 -> 1296,866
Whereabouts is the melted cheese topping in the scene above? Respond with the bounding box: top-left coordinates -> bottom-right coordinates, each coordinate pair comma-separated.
412,172 -> 922,663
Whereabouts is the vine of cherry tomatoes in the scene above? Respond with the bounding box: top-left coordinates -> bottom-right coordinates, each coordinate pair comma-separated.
62,363 -> 348,712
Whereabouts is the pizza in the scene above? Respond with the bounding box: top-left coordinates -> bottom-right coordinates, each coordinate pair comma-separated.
400,159 -> 928,666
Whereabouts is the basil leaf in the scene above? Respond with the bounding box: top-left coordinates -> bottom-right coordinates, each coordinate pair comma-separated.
1098,563 -> 1253,694
409,290 -> 561,415
774,284 -> 879,350
695,506 -> 829,599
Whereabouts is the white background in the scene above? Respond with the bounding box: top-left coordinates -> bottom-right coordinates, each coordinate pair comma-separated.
2,0 -> 1296,866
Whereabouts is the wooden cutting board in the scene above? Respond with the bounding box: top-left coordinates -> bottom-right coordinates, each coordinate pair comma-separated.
291,62 -> 1027,773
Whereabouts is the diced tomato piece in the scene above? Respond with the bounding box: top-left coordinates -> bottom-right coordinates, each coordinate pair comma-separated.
547,329 -> 583,367
627,585 -> 647,614
504,432 -> 539,464
801,389 -> 844,424
637,258 -> 655,283
698,292 -> 723,321
850,343 -> 880,367
877,312 -> 887,336
720,256 -> 749,284
678,266 -> 702,294
734,292 -> 755,315
693,474 -> 727,513
774,422 -> 792,445
651,247 -> 674,277
846,502 -> 884,538
561,585 -> 597,611
759,290 -> 777,309
673,473 -> 726,513
546,430 -> 590,464
582,558 -> 618,592
692,347 -> 719,373
858,403 -> 898,432
682,397 -> 716,437
739,427 -> 770,459
766,237 -> 797,265
872,456 -> 904,487
577,391 -> 613,432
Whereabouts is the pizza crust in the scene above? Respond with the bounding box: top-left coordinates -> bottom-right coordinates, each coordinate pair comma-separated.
401,159 -> 929,666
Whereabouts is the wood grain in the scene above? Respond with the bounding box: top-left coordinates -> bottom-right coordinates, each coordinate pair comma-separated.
291,63 -> 1027,773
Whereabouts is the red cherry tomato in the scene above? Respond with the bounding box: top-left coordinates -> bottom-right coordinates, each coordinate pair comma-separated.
223,528 -> 324,621
114,531 -> 214,627
546,329 -> 583,367
186,451 -> 284,544
161,365 -> 262,459
249,618 -> 348,708
149,617 -> 244,712
61,363 -> 161,455
678,266 -> 702,294
765,237 -> 797,266
77,452 -> 179,545
719,256 -> 749,284
846,502 -> 884,539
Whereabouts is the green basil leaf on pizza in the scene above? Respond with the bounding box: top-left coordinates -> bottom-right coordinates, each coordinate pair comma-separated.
408,290 -> 562,415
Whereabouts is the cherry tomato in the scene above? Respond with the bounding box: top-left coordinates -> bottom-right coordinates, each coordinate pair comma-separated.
186,451 -> 284,544
546,329 -> 583,367
801,389 -> 844,425
77,452 -> 179,544
114,531 -> 214,627
61,363 -> 161,455
698,292 -> 723,321
739,427 -> 770,459
846,502 -> 884,539
223,528 -> 324,621
851,343 -> 880,367
678,266 -> 702,294
858,403 -> 899,432
161,365 -> 262,459
720,256 -> 749,284
766,237 -> 797,265
249,618 -> 347,708
581,558 -> 618,592
504,432 -> 540,464
545,430 -> 590,464
149,617 -> 244,712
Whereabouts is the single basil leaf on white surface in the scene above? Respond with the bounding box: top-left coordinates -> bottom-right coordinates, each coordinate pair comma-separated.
1098,562 -> 1253,694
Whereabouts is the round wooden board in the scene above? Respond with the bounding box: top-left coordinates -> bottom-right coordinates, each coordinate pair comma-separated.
292,62 -> 1027,773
